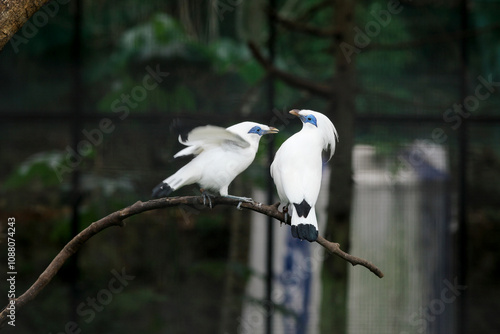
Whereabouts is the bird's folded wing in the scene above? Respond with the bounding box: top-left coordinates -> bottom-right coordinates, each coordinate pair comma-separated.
173,125 -> 250,158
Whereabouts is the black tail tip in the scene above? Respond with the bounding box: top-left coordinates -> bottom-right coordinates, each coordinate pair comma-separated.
152,182 -> 174,199
291,224 -> 318,242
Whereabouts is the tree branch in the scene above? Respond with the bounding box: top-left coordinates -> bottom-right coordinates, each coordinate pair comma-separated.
248,41 -> 333,98
0,196 -> 383,328
316,236 -> 384,278
295,0 -> 332,21
270,10 -> 338,38
0,0 -> 52,51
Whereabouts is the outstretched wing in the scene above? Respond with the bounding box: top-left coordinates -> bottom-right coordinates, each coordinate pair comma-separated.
173,125 -> 250,158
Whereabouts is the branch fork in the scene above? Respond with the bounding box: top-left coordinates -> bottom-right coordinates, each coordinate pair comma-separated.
0,195 -> 383,328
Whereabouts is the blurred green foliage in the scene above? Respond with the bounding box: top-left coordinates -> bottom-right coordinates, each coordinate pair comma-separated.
1,0 -> 500,333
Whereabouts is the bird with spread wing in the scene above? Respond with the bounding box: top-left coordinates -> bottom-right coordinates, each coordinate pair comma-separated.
271,109 -> 338,242
152,121 -> 279,206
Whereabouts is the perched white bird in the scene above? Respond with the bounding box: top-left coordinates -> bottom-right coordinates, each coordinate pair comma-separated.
152,122 -> 279,204
271,109 -> 338,242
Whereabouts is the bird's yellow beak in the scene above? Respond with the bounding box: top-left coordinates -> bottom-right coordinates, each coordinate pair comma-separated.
289,109 -> 301,117
266,127 -> 279,134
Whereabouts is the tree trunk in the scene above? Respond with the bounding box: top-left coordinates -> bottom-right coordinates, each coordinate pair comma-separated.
0,0 -> 51,51
322,0 -> 357,333
219,178 -> 251,333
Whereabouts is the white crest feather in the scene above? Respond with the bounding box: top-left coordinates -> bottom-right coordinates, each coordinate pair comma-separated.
300,109 -> 338,160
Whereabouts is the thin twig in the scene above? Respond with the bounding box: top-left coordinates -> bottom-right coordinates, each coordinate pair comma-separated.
0,196 -> 383,328
316,236 -> 384,278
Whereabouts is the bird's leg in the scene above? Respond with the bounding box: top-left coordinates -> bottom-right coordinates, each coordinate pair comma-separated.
223,194 -> 254,203
200,188 -> 213,209
199,191 -> 253,209
223,194 -> 254,211
282,205 -> 289,225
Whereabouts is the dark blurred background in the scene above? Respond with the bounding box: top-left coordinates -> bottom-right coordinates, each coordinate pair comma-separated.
1,0 -> 500,333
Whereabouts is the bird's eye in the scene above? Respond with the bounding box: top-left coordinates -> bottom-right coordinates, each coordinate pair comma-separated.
304,115 -> 318,127
248,126 -> 264,135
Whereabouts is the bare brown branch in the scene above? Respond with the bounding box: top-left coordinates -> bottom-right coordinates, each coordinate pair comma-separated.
0,196 -> 383,328
295,0 -> 332,21
316,236 -> 384,278
0,0 -> 52,51
270,10 -> 338,38
248,41 -> 333,98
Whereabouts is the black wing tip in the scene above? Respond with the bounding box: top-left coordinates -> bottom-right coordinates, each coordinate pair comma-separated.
291,224 -> 318,242
152,182 -> 174,199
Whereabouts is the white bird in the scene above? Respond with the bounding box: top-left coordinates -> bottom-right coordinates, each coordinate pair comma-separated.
270,109 -> 338,242
152,121 -> 279,205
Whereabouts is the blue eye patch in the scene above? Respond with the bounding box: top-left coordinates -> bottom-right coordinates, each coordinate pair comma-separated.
300,114 -> 317,127
248,126 -> 264,136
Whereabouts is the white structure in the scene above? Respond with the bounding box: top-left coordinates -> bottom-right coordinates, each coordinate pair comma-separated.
242,143 -> 453,334
348,143 -> 453,334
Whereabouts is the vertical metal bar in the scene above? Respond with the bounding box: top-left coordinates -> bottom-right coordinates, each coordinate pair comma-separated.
69,0 -> 83,322
457,0 -> 469,333
266,0 -> 277,333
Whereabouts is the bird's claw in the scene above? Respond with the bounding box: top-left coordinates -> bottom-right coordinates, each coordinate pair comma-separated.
282,205 -> 289,224
200,189 -> 213,208
204,195 -> 213,208
236,202 -> 243,210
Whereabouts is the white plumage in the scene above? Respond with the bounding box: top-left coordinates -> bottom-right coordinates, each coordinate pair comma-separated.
271,109 -> 338,242
152,121 -> 278,200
